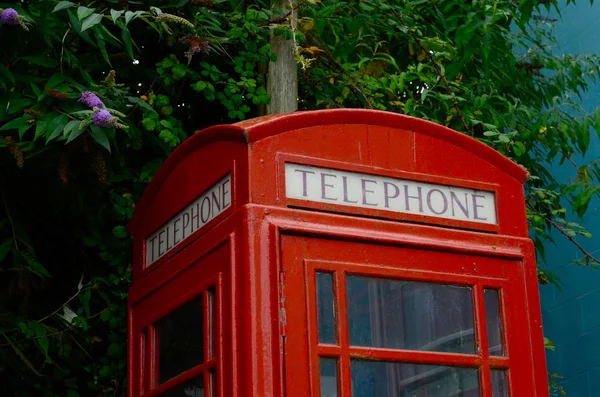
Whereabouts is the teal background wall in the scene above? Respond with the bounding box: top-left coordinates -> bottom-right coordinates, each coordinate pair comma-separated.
538,2 -> 600,395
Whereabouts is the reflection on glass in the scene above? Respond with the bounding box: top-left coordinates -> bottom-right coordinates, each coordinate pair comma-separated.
209,370 -> 217,397
491,369 -> 509,397
316,272 -> 337,344
161,375 -> 204,397
208,287 -> 216,359
351,360 -> 479,397
484,289 -> 505,356
320,358 -> 339,397
346,276 -> 475,354
156,295 -> 204,384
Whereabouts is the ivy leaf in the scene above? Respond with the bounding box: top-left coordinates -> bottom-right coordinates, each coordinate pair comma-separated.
90,124 -> 111,153
77,6 -> 95,21
110,9 -> 124,24
53,1 -> 76,12
112,226 -> 128,238
81,14 -> 103,32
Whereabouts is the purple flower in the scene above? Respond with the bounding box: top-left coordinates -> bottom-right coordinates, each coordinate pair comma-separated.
1,8 -> 19,25
93,110 -> 114,127
78,91 -> 105,109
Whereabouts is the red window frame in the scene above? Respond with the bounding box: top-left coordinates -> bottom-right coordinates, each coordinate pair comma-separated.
281,235 -> 535,397
132,259 -> 225,397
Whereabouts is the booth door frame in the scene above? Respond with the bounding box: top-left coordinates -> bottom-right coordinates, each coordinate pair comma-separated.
281,235 -> 534,397
129,239 -> 230,397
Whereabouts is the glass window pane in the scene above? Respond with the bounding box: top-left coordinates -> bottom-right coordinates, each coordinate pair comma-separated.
208,287 -> 216,359
317,272 -> 337,344
155,295 -> 204,384
209,370 -> 217,397
346,276 -> 475,354
160,375 -> 204,397
351,360 -> 480,397
491,369 -> 509,397
484,289 -> 505,356
320,358 -> 338,397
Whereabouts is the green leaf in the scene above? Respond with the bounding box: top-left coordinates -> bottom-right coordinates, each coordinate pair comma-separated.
142,118 -> 156,131
44,73 -> 67,92
159,120 -> 172,129
30,83 -> 42,99
121,27 -> 135,59
37,337 -> 50,357
125,10 -> 144,26
127,97 -> 156,113
77,6 -> 95,21
3,334 -> 43,377
0,63 -> 15,86
19,123 -> 34,139
46,115 -> 69,143
81,14 -> 103,32
35,113 -> 58,141
7,99 -> 34,115
63,120 -> 80,139
90,124 -> 111,152
497,134 -> 510,143
67,10 -> 96,46
23,255 -> 51,278
94,27 -> 112,66
53,1 -> 76,12
0,117 -> 28,131
112,226 -> 128,238
110,9 -> 124,24
20,56 -> 59,68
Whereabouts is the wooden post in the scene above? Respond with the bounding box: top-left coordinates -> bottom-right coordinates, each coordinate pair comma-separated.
266,0 -> 298,115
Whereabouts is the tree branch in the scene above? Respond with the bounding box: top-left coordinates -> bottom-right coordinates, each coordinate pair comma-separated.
529,205 -> 600,265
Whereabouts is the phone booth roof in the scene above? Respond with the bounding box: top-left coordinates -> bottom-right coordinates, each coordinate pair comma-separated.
128,109 -> 529,277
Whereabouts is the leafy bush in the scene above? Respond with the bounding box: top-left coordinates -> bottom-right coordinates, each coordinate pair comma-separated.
0,0 -> 598,395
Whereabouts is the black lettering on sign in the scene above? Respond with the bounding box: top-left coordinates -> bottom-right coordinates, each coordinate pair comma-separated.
145,174 -> 232,267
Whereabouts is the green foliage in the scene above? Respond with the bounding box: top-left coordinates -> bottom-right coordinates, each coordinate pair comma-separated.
0,0 -> 599,395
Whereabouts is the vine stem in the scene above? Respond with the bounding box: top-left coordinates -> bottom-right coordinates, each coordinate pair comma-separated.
1,286 -> 94,335
270,0 -> 310,24
60,28 -> 70,74
0,305 -> 110,348
388,8 -> 473,136
528,205 -> 600,265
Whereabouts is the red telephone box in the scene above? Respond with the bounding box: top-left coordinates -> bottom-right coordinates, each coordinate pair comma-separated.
127,109 -> 548,397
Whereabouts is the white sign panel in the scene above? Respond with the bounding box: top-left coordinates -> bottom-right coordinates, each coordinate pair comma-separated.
285,163 -> 496,225
146,174 -> 231,267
